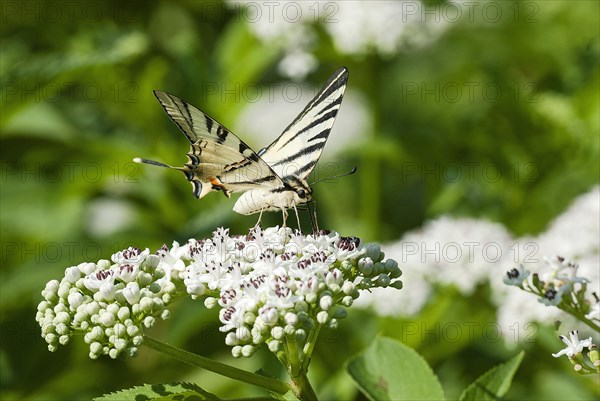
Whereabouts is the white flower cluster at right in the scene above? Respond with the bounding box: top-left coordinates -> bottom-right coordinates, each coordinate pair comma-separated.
356,185 -> 600,342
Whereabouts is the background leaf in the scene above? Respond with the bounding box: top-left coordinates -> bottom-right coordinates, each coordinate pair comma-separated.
459,351 -> 525,401
347,337 -> 445,401
93,382 -> 220,401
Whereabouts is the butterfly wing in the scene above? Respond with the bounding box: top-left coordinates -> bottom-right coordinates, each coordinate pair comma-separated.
258,67 -> 349,182
145,91 -> 284,198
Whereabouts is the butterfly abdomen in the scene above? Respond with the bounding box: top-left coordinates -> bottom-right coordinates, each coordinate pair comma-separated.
233,189 -> 294,215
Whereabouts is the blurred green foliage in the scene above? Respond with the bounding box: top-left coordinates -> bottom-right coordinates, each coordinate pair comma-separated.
1,1 -> 598,400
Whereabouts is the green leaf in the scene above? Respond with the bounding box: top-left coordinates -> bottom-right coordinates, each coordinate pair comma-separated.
93,382 -> 220,401
269,389 -> 301,401
458,351 -> 525,401
347,337 -> 445,401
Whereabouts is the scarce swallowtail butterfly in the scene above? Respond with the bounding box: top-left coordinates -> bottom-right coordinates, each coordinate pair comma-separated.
134,67 -> 349,228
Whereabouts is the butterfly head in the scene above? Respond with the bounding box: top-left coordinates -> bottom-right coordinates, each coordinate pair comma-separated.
286,177 -> 312,205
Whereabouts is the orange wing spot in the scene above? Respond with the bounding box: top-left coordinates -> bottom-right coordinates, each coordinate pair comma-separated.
210,177 -> 231,198
210,178 -> 226,191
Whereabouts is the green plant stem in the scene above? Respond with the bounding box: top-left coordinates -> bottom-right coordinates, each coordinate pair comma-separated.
143,336 -> 289,395
286,335 -> 301,377
564,307 -> 600,333
301,324 -> 321,373
290,370 -> 319,401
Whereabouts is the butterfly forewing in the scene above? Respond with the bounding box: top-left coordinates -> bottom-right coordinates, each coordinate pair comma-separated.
259,67 -> 349,181
153,90 -> 283,195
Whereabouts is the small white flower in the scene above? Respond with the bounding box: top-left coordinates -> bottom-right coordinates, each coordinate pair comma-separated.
585,301 -> 600,321
115,263 -> 139,283
83,269 -> 114,292
121,282 -> 141,305
552,330 -> 593,358
111,247 -> 150,265
64,266 -> 82,283
538,284 -> 569,307
503,265 -> 530,286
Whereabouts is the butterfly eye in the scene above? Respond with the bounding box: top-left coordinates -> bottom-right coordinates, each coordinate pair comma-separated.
296,189 -> 306,199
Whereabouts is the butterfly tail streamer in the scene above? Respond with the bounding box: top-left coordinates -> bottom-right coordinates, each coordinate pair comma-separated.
133,157 -> 224,199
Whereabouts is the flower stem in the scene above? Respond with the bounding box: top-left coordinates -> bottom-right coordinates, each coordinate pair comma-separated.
290,370 -> 319,401
301,323 -> 321,373
143,336 -> 289,395
561,304 -> 600,333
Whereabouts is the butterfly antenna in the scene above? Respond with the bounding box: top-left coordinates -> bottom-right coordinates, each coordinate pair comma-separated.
311,166 -> 357,186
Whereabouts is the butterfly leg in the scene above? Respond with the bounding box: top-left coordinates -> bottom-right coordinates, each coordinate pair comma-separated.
312,201 -> 319,232
281,208 -> 288,228
293,204 -> 302,233
253,208 -> 264,229
307,201 -> 319,233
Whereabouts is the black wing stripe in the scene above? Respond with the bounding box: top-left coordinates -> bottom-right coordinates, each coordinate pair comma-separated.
155,94 -> 194,143
259,67 -> 348,180
220,176 -> 278,185
286,109 -> 338,145
272,142 -> 323,167
289,159 -> 318,178
205,114 -> 213,134
313,96 -> 342,119
307,128 -> 330,143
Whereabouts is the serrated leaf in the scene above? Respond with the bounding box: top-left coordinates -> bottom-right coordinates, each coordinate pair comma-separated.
347,337 -> 445,401
458,351 -> 525,401
93,382 -> 220,401
268,389 -> 301,401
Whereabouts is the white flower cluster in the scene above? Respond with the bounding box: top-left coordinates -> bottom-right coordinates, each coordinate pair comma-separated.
356,185 -> 599,345
226,0 -> 448,79
36,247 -> 182,359
503,255 -> 597,313
356,216 -> 513,316
183,227 -> 401,357
36,227 -> 402,359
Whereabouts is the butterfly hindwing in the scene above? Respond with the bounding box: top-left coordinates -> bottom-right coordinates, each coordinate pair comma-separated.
259,67 -> 349,181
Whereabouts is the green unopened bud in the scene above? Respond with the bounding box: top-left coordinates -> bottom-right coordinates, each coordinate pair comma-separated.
390,280 -> 403,290
306,293 -> 317,304
241,344 -> 256,357
145,254 -> 160,268
271,326 -> 284,340
204,297 -> 217,309
588,346 -> 599,366
365,244 -> 382,262
342,295 -> 353,307
317,311 -> 329,324
232,345 -> 242,358
268,340 -> 281,353
148,282 -> 161,294
143,316 -> 155,328
109,348 -> 119,359
59,335 -> 70,345
138,272 -> 153,287
117,307 -> 130,321
375,274 -> 391,287
284,325 -> 296,336
531,273 -> 541,288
